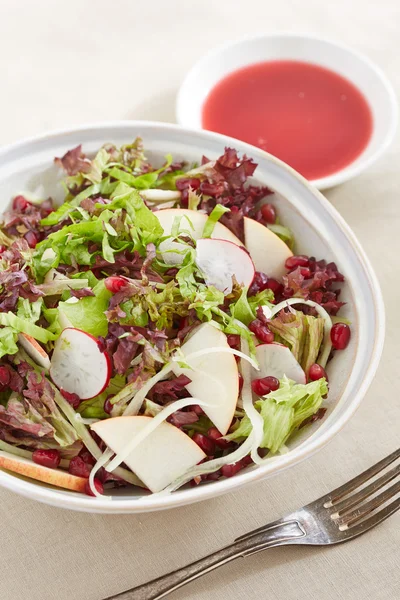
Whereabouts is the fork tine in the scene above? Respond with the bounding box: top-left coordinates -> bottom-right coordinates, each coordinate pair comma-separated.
339,495 -> 400,536
335,478 -> 400,528
325,447 -> 400,506
332,462 -> 400,515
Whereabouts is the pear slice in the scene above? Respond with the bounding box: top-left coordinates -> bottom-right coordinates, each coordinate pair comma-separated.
243,217 -> 293,280
172,323 -> 239,435
91,416 -> 205,493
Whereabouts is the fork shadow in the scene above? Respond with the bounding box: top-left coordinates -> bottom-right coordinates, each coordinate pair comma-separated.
123,89 -> 177,124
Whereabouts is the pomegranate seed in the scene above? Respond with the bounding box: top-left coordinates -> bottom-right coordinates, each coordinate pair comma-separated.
85,478 -> 104,496
12,195 -> 30,212
0,366 -> 10,387
251,378 -> 271,396
192,433 -> 216,456
330,323 -> 351,350
104,395 -> 113,415
260,203 -> 276,224
176,177 -> 201,191
262,376 -> 280,391
249,319 -> 274,343
238,373 -> 243,394
32,449 -> 61,469
25,231 -> 38,248
0,245 -> 6,254
300,267 -> 311,278
207,427 -> 232,449
69,456 -> 92,478
104,276 -> 127,293
285,255 -> 309,270
227,334 -> 240,349
221,456 -> 252,478
309,363 -> 328,381
60,388 -> 81,409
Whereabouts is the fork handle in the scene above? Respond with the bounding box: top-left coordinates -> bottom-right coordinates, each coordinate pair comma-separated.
108,520 -> 303,600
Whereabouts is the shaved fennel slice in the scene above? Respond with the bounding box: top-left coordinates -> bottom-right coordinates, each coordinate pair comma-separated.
119,364 -> 173,417
105,397 -> 210,473
157,432 -> 256,495
240,339 -> 265,465
174,347 -> 259,370
268,298 -> 333,369
89,448 -> 114,498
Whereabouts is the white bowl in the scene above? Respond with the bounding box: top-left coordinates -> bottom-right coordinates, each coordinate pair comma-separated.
0,121 -> 384,513
176,34 -> 398,190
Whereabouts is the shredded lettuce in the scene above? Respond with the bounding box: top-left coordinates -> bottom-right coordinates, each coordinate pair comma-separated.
0,312 -> 56,344
202,205 -> 230,238
226,376 -> 328,453
268,308 -> 324,373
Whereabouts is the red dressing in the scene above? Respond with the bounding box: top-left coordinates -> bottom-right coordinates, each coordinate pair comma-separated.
202,60 -> 373,181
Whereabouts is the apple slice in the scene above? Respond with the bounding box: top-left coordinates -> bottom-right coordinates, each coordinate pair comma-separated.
91,416 -> 205,493
0,451 -> 87,492
254,343 -> 306,384
243,217 -> 293,280
155,208 -> 242,265
50,328 -> 111,399
172,323 -> 239,435
18,333 -> 50,370
195,238 -> 255,293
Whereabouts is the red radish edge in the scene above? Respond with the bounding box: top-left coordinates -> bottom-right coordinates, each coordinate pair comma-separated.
50,328 -> 111,400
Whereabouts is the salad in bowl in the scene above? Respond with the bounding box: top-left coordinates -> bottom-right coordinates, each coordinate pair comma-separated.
0,138 -> 351,498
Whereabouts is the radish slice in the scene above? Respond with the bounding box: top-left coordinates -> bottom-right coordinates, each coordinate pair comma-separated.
155,208 -> 242,265
18,333 -> 50,370
50,328 -> 111,399
254,343 -> 306,384
195,238 -> 255,294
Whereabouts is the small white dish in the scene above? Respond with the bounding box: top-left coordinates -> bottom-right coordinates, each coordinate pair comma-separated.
176,34 -> 398,190
0,121 -> 385,513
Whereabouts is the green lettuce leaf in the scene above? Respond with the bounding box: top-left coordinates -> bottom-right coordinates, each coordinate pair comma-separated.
230,287 -> 274,326
78,374 -> 126,419
0,313 -> 56,343
57,280 -> 111,337
226,376 -> 328,453
16,298 -> 43,323
0,327 -> 19,358
268,223 -> 294,250
202,205 -> 230,238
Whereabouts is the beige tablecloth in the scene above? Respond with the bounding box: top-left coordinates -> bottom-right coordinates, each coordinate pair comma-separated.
0,1 -> 399,599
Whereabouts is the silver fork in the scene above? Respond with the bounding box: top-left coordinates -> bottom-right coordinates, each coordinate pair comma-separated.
109,448 -> 400,600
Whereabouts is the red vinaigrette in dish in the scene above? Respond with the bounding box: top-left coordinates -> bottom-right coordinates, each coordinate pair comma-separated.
202,60 -> 373,180
0,140 -> 350,496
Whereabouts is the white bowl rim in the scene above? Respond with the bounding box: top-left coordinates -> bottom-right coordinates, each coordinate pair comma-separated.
176,32 -> 398,190
0,120 -> 385,513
